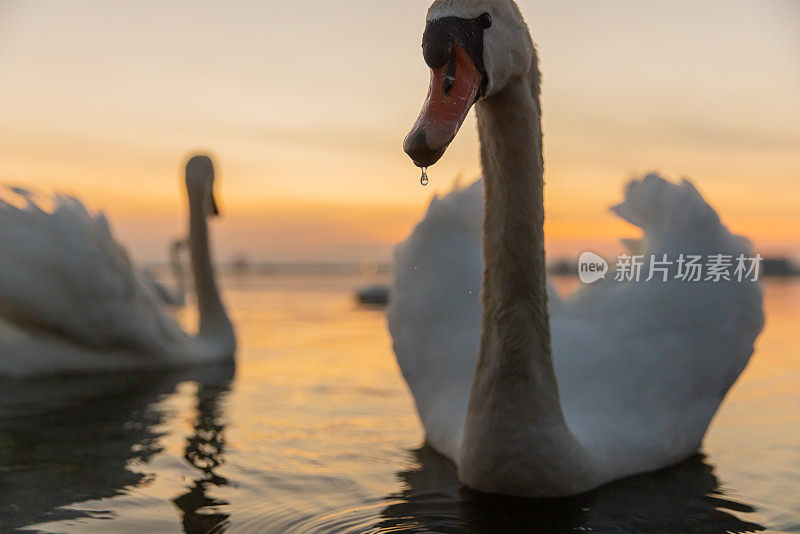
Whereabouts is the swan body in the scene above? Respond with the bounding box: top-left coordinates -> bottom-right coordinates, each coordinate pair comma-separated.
0,156 -> 235,377
393,0 -> 763,496
390,175 -> 763,489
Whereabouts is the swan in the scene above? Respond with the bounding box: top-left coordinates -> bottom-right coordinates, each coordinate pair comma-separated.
389,0 -> 764,497
142,238 -> 189,307
0,155 -> 236,377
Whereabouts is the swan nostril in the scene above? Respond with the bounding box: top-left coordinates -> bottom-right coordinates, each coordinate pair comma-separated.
443,56 -> 456,96
443,74 -> 454,95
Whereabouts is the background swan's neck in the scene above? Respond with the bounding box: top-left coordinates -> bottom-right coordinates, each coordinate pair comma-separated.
187,190 -> 235,351
170,239 -> 186,303
458,54 -> 599,496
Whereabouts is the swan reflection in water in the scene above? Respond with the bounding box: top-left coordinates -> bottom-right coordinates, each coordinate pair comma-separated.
377,446 -> 765,534
0,363 -> 769,533
0,362 -> 234,533
172,370 -> 232,533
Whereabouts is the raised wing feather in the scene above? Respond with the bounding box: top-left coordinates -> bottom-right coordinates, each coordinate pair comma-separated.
0,187 -> 184,353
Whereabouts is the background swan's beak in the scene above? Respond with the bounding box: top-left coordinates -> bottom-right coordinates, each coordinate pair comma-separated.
403,45 -> 483,168
208,189 -> 220,217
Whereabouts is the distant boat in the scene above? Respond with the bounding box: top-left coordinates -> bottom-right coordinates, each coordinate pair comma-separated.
356,285 -> 390,305
230,254 -> 251,275
548,259 -> 578,276
761,257 -> 799,277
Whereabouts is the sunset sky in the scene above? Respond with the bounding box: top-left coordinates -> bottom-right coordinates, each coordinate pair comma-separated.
0,0 -> 798,263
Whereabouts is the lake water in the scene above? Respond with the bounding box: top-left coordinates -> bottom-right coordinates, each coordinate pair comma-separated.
1,274 -> 798,533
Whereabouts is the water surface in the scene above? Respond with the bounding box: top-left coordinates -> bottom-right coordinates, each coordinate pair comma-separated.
1,274 -> 798,533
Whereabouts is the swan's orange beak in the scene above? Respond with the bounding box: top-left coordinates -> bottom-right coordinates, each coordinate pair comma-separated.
403,44 -> 483,168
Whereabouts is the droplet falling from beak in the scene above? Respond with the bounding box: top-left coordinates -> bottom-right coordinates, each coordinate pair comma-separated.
420,167 -> 429,187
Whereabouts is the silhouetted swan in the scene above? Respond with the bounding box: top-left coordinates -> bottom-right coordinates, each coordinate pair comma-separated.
0,155 -> 235,376
142,237 -> 188,307
390,0 -> 764,497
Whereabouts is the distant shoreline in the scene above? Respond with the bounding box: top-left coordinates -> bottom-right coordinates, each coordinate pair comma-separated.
144,257 -> 800,278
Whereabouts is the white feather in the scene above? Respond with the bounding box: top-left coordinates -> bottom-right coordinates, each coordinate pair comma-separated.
0,159 -> 234,377
388,173 -> 764,477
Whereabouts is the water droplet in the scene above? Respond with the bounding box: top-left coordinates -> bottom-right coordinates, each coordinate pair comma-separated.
420,167 -> 429,186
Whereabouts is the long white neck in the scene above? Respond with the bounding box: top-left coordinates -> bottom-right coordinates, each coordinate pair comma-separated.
457,52 -> 600,497
187,189 -> 235,353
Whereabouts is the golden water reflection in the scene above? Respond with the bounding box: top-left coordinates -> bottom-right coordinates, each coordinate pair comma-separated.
0,274 -> 796,533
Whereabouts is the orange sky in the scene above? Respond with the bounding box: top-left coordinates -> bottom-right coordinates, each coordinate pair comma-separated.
0,0 -> 798,262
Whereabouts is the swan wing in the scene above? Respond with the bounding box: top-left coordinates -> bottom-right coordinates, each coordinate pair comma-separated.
388,181 -> 483,460
389,174 -> 763,468
0,187 -> 184,354
554,174 -> 764,474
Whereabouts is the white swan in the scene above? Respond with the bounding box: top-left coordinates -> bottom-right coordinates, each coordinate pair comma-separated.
390,0 -> 764,497
142,238 -> 188,307
0,155 -> 236,377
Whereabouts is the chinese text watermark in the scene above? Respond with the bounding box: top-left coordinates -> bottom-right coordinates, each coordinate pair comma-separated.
578,253 -> 762,284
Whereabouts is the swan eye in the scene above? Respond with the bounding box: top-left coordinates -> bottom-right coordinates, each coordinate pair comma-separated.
476,13 -> 492,29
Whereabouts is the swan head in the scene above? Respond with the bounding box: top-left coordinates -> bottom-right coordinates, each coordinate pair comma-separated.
404,0 -> 534,167
185,155 -> 220,217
